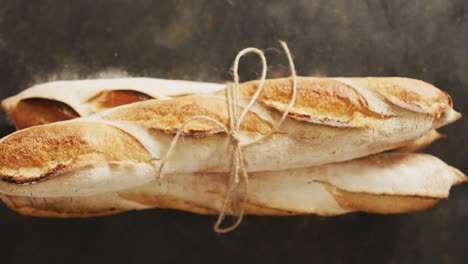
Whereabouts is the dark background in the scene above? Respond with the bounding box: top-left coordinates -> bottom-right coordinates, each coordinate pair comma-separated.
0,0 -> 467,263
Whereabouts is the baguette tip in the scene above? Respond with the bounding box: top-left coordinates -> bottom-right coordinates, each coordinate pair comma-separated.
435,108 -> 462,129
0,97 -> 13,112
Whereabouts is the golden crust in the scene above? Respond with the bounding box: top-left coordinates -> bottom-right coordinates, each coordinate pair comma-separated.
0,188 -> 442,218
103,95 -> 273,136
327,185 -> 440,214
1,193 -> 296,218
118,187 -> 295,216
117,193 -> 216,215
10,98 -> 80,130
235,77 -> 454,127
0,194 -> 125,218
4,90 -> 154,130
363,77 -> 452,115
236,77 -> 384,127
0,123 -> 152,183
87,90 -> 153,110
9,207 -> 123,218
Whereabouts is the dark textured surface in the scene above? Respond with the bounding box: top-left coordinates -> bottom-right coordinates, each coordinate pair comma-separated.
0,0 -> 467,263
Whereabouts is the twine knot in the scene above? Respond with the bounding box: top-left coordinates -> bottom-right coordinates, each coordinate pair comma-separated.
230,132 -> 241,145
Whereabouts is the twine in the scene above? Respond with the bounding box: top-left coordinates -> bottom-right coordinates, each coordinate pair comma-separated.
156,41 -> 297,233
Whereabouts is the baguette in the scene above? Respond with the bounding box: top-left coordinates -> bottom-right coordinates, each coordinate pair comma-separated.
1,78 -> 225,129
0,153 -> 464,217
0,77 -> 460,196
2,77 -> 457,130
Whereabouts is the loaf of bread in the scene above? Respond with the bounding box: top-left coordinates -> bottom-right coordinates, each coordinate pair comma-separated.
0,77 -> 460,198
1,78 -> 224,129
2,77 -> 458,129
0,153 -> 464,217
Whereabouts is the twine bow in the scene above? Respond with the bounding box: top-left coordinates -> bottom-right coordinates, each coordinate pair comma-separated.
156,41 -> 297,233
